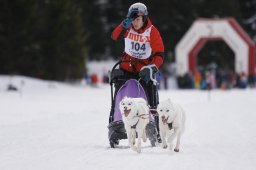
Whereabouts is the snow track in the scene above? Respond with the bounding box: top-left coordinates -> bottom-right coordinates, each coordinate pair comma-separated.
1,76 -> 256,170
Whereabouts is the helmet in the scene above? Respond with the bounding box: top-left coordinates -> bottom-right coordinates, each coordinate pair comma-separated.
128,2 -> 148,16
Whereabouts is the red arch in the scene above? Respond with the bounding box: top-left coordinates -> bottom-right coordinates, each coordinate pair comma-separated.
187,18 -> 255,75
227,18 -> 255,74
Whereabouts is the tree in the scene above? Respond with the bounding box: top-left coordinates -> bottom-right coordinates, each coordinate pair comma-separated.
0,0 -> 87,80
75,0 -> 107,60
38,0 -> 87,80
239,0 -> 256,41
0,0 -> 39,75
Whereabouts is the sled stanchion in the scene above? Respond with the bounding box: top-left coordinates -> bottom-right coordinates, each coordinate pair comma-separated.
109,82 -> 114,123
149,73 -> 161,143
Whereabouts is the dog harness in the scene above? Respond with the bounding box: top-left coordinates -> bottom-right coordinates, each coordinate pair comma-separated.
130,113 -> 149,129
131,119 -> 140,129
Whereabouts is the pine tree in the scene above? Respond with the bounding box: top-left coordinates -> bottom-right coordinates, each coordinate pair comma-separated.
0,0 -> 39,75
75,0 -> 107,60
239,0 -> 256,40
38,0 -> 87,80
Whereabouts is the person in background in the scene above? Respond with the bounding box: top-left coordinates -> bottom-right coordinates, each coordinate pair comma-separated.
194,70 -> 202,89
91,73 -> 99,87
239,72 -> 247,89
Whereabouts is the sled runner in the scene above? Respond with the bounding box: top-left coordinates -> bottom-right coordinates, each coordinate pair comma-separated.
107,60 -> 160,148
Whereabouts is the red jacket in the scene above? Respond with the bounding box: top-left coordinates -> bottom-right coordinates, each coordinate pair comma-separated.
111,18 -> 164,73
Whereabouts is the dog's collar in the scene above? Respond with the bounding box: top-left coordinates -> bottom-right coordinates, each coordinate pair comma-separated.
167,122 -> 173,130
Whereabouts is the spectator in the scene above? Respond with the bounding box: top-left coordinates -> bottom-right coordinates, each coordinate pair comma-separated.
91,73 -> 99,86
239,72 -> 247,89
194,70 -> 202,89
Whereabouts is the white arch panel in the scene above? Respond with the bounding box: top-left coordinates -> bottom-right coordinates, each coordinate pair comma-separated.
175,19 -> 252,76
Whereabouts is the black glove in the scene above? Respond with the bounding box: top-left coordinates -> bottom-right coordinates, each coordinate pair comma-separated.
121,9 -> 138,29
139,64 -> 159,83
121,18 -> 133,29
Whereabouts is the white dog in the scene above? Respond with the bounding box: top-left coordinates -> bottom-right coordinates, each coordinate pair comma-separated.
157,99 -> 186,152
119,97 -> 149,153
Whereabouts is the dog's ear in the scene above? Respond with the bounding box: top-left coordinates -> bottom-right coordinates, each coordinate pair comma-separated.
168,98 -> 174,108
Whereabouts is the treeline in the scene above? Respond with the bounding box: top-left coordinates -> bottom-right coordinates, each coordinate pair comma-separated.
0,0 -> 255,80
0,0 -> 88,80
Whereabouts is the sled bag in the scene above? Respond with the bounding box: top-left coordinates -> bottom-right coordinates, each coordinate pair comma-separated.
114,79 -> 148,121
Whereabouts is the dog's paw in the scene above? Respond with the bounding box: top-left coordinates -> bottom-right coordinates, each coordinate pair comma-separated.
174,148 -> 179,152
137,148 -> 141,153
142,137 -> 147,142
162,144 -> 168,149
131,146 -> 138,152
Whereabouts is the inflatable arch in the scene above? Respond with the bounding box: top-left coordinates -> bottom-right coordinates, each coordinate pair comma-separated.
175,18 -> 255,76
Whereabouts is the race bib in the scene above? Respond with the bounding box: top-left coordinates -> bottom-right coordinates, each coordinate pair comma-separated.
124,26 -> 152,59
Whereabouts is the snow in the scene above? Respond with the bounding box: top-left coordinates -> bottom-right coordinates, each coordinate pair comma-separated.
1,75 -> 256,170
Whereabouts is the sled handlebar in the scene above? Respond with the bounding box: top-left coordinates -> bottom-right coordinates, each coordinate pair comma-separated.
111,60 -> 147,72
110,60 -> 158,85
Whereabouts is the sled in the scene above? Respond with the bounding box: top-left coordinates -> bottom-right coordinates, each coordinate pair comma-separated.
107,60 -> 160,148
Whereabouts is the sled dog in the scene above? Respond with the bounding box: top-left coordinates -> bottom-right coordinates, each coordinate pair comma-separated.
119,96 -> 149,153
157,99 -> 186,152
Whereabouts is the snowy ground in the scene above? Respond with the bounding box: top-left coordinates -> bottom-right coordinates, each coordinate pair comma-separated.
1,75 -> 256,170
